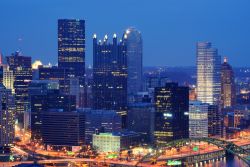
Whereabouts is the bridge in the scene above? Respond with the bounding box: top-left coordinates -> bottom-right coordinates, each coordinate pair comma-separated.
136,137 -> 250,166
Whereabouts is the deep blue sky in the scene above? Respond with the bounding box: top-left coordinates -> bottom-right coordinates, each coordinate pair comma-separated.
0,0 -> 250,67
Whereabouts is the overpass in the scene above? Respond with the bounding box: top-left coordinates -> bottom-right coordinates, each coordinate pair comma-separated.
136,137 -> 250,166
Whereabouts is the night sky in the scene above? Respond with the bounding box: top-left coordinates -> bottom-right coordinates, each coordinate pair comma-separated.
0,0 -> 250,67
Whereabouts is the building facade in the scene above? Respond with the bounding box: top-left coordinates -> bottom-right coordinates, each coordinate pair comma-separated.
6,51 -> 32,127
58,19 -> 85,86
189,101 -> 208,138
92,34 -> 127,112
196,42 -> 221,105
154,83 -> 189,145
92,131 -> 140,153
41,110 -> 85,148
0,84 -> 15,147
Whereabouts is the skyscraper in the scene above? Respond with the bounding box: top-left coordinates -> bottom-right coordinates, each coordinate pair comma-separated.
58,19 -> 85,86
0,84 -> 15,147
154,83 -> 189,145
92,34 -> 127,111
221,57 -> 236,108
6,51 -> 32,127
123,28 -> 143,102
196,42 -> 221,105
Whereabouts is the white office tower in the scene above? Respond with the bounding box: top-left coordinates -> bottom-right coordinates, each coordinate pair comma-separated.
196,42 -> 221,105
189,101 -> 208,138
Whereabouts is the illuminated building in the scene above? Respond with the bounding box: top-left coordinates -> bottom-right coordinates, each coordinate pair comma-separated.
189,101 -> 208,138
2,65 -> 14,94
154,83 -> 189,145
6,51 -> 32,127
92,34 -> 127,113
221,57 -> 236,108
32,60 -> 42,70
208,105 -> 222,137
196,42 -> 221,105
41,110 -> 85,149
78,108 -> 122,144
123,28 -> 143,102
58,19 -> 85,86
0,84 -> 15,147
92,131 -> 140,153
127,102 -> 154,143
29,81 -> 75,140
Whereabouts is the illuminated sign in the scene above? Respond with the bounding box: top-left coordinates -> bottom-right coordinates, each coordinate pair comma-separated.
193,146 -> 199,152
167,160 -> 182,166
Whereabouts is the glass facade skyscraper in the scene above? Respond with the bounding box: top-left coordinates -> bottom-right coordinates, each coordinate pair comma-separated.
154,83 -> 189,145
92,34 -> 127,111
196,42 -> 221,105
123,28 -> 143,102
58,19 -> 85,86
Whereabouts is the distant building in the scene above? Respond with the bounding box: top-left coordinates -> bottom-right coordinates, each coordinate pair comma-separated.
196,42 -> 221,105
6,51 -> 32,127
41,110 -> 85,149
123,28 -> 143,102
221,57 -> 236,108
144,76 -> 170,91
92,131 -> 140,152
78,108 -> 122,145
189,101 -> 208,138
154,83 -> 189,145
92,34 -> 127,111
127,102 -> 154,143
0,84 -> 15,147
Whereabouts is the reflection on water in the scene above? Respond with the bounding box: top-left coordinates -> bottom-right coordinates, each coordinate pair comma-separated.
204,156 -> 247,167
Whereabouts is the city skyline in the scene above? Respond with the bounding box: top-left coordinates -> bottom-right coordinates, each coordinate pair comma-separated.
0,0 -> 250,67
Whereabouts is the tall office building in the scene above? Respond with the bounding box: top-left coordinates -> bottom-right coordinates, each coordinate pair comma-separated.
58,19 -> 85,86
154,83 -> 189,145
3,66 -> 14,94
0,84 -> 15,147
123,28 -> 143,102
6,51 -> 32,127
189,101 -> 208,138
221,57 -> 236,108
196,42 -> 221,105
92,34 -> 127,111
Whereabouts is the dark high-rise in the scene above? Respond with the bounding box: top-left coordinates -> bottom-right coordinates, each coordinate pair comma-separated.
221,57 -> 236,108
154,83 -> 189,145
29,81 -> 76,140
92,34 -> 127,111
58,19 -> 85,86
6,51 -> 32,127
